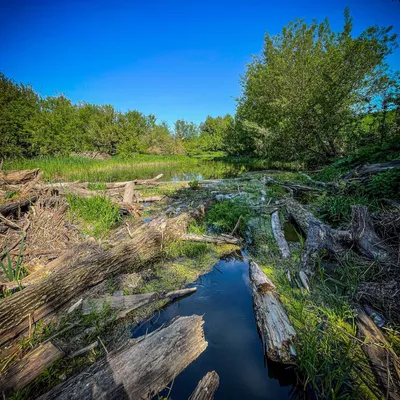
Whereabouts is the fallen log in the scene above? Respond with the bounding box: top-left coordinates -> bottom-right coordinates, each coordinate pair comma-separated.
183,233 -> 241,245
0,341 -> 65,395
188,371 -> 220,400
0,194 -> 37,216
0,169 -> 39,186
356,308 -> 400,400
342,160 -> 400,180
0,214 -> 190,346
122,181 -> 136,203
351,205 -> 394,264
38,315 -> 207,400
249,261 -> 295,363
266,176 -> 324,193
82,288 -> 197,317
271,211 -> 290,259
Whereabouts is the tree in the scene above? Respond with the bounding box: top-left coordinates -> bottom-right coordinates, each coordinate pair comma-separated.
174,120 -> 199,141
233,9 -> 398,167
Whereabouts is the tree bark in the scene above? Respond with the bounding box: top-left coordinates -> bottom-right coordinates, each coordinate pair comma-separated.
249,261 -> 295,363
0,341 -> 64,395
356,308 -> 400,400
188,371 -> 220,400
0,214 -> 190,346
38,315 -> 207,400
271,211 -> 290,259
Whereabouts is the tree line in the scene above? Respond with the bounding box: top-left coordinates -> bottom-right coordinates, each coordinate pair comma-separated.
1,8 -> 399,167
0,73 -> 233,160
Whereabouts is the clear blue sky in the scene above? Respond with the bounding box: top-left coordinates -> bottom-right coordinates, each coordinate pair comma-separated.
1,0 -> 399,127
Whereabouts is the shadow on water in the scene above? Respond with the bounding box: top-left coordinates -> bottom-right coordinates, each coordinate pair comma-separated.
131,255 -> 298,400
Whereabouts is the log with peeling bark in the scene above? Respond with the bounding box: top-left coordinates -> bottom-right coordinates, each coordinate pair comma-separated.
0,341 -> 65,395
38,315 -> 207,400
249,261 -> 295,363
0,194 -> 38,216
188,371 -> 220,400
0,168 -> 40,186
356,308 -> 400,400
183,233 -> 241,245
0,214 -> 190,346
271,211 -> 290,259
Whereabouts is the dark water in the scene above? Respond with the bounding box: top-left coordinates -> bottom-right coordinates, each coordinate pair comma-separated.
131,256 -> 296,400
283,221 -> 301,242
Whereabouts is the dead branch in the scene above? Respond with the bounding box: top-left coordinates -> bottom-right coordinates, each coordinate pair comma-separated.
188,371 -> 220,400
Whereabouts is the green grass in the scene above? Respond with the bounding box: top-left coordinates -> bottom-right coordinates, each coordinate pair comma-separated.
67,194 -> 121,238
250,215 -> 385,399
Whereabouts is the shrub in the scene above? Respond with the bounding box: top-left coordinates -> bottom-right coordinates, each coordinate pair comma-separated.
366,169 -> 400,200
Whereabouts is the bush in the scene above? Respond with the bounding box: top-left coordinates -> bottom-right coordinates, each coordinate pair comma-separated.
366,169 -> 400,199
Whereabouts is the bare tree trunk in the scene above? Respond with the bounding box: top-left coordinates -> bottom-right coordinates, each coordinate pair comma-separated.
38,315 -> 207,400
0,214 -> 190,346
188,371 -> 220,400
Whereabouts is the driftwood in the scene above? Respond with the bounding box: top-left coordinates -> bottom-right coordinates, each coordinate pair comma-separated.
38,315 -> 207,400
271,211 -> 290,258
122,182 -> 136,203
188,371 -> 220,400
0,169 -> 39,186
183,233 -> 241,245
0,214 -> 190,346
249,261 -> 295,363
0,341 -> 64,395
82,288 -> 197,316
357,308 -> 400,400
0,194 -> 37,216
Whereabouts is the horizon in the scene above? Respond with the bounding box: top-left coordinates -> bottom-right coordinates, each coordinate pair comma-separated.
1,0 -> 400,127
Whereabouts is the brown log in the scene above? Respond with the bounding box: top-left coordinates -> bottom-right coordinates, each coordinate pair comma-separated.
249,261 -> 295,363
0,341 -> 65,395
356,308 -> 400,400
0,214 -> 190,346
0,169 -> 39,186
188,371 -> 220,400
0,194 -> 37,216
183,233 -> 241,245
271,211 -> 290,259
38,315 -> 207,400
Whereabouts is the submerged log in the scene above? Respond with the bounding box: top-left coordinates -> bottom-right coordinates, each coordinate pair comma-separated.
183,233 -> 241,245
356,308 -> 400,400
0,341 -> 64,395
249,261 -> 295,363
0,168 -> 40,186
271,211 -> 290,259
188,371 -> 220,400
0,214 -> 190,346
38,315 -> 207,400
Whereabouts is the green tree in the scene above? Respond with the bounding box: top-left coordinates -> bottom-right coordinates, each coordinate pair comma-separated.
233,9 -> 398,166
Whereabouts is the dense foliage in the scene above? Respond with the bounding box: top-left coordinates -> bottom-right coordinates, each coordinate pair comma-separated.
228,9 -> 400,167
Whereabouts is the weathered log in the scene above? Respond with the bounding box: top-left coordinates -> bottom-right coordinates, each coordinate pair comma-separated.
266,176 -> 323,193
0,169 -> 39,186
0,194 -> 37,216
356,308 -> 400,400
249,261 -> 295,363
271,211 -> 290,259
38,315 -> 207,400
286,198 -> 352,272
0,214 -> 190,346
342,160 -> 400,180
183,233 -> 241,245
83,288 -> 197,317
0,341 -> 65,395
188,371 -> 220,400
351,205 -> 394,264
